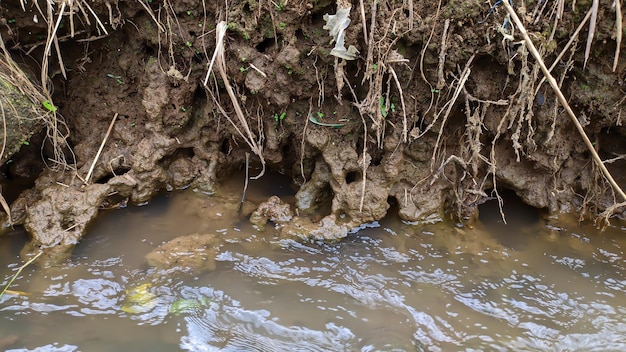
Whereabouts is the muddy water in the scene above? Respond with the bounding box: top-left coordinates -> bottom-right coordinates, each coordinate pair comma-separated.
1,175 -> 625,351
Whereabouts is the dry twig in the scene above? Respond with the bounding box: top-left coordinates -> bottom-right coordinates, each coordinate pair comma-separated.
85,113 -> 118,184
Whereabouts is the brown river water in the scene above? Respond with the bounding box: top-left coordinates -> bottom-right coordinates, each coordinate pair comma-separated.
1,174 -> 625,351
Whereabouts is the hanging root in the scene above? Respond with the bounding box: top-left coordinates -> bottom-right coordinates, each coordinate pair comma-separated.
430,55 -> 474,169
502,1 -> 626,203
612,0 -> 622,72
204,21 -> 266,179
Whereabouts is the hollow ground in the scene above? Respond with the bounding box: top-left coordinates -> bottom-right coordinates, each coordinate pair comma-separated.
0,0 -> 624,262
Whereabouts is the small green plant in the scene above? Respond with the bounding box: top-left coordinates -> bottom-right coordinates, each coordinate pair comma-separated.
379,97 -> 395,118
186,10 -> 193,16
239,66 -> 248,73
7,19 -> 16,24
371,63 -> 378,71
22,141 -> 30,146
275,1 -> 285,11
181,106 -> 188,112
42,100 -> 57,112
317,111 -> 324,119
131,122 -> 136,127
185,41 -> 193,48
279,22 -> 287,29
273,112 -> 286,122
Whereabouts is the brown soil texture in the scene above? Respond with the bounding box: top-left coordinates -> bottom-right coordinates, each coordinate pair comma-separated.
0,0 -> 625,261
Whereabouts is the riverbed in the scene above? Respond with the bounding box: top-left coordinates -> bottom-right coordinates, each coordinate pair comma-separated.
1,175 -> 625,351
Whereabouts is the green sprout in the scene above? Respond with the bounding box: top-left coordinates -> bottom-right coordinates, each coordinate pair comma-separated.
22,141 -> 30,146
273,112 -> 286,122
239,66 -> 248,73
317,111 -> 324,119
379,97 -> 395,118
42,100 -> 57,112
186,10 -> 193,16
7,19 -> 16,24
181,106 -> 188,112
279,22 -> 287,29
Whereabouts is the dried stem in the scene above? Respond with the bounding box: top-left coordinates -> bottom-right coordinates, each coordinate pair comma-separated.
85,113 -> 118,184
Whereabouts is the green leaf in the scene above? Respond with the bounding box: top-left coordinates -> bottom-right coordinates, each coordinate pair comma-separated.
42,100 -> 57,112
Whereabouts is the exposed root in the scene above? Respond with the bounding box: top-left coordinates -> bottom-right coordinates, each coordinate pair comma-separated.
436,19 -> 450,90
430,55 -> 474,169
204,21 -> 266,179
613,0 -> 622,72
584,0 -> 599,69
503,0 -> 626,202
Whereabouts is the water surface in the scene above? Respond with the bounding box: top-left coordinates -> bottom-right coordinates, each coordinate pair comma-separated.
1,177 -> 625,351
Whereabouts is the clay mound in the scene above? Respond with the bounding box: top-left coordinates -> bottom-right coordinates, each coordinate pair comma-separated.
145,233 -> 223,273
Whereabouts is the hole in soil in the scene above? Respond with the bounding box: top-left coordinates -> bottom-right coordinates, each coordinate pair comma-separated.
295,29 -> 306,42
93,167 -> 132,184
479,188 -> 543,227
356,137 -> 365,155
371,150 -> 383,166
188,31 -> 197,37
220,139 -> 231,155
314,183 -> 334,219
243,2 -> 251,14
172,147 -> 195,159
256,38 -> 273,53
380,195 -> 401,224
281,142 -> 296,164
345,171 -> 361,184
193,85 -> 207,105
143,44 -> 155,57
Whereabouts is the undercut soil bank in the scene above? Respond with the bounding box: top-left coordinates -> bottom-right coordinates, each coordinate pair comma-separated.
0,0 -> 625,263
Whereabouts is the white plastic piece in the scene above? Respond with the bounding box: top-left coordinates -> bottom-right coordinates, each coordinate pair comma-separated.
323,7 -> 359,60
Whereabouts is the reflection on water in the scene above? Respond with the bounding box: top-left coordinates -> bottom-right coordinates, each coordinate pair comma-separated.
1,178 -> 626,351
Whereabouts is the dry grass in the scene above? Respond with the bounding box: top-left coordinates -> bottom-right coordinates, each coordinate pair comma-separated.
85,113 -> 118,184
0,250 -> 42,299
204,21 -> 266,179
0,32 -> 68,224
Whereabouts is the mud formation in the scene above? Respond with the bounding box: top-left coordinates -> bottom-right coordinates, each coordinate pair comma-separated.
0,0 -> 625,262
